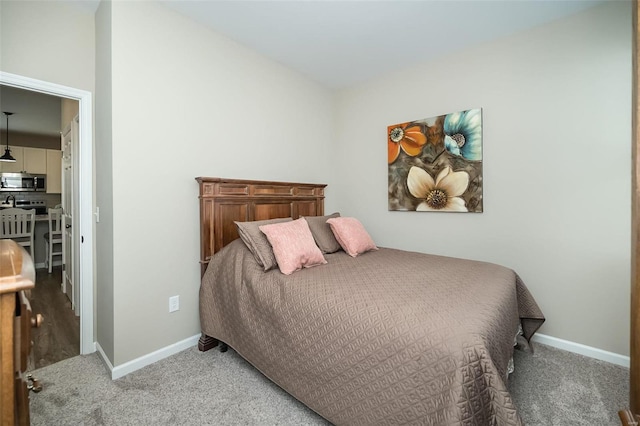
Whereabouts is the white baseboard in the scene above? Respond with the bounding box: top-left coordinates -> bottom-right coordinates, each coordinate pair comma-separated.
532,333 -> 630,368
91,332 -> 627,382
97,334 -> 200,380
95,342 -> 115,375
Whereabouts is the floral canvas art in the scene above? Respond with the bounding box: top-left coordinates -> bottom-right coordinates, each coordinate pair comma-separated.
388,108 -> 483,212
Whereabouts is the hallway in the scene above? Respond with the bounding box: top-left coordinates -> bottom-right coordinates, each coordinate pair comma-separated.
28,267 -> 80,370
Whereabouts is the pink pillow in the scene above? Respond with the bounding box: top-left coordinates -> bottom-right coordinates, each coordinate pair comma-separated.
326,217 -> 378,257
259,218 -> 327,275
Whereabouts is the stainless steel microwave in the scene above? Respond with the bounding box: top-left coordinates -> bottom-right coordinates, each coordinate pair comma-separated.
0,173 -> 46,192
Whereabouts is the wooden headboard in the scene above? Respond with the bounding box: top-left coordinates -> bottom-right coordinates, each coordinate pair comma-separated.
196,177 -> 326,276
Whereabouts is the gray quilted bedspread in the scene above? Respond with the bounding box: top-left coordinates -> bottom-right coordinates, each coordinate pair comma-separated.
200,240 -> 545,425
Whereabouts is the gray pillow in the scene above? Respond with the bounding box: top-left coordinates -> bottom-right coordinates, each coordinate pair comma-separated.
235,218 -> 292,271
303,212 -> 341,254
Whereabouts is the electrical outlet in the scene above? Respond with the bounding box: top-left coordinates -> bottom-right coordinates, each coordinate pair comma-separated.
169,295 -> 179,313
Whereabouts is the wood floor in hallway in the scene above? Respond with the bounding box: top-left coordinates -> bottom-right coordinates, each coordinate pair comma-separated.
28,267 -> 80,370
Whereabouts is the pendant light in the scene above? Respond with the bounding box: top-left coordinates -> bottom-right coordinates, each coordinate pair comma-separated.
0,112 -> 16,162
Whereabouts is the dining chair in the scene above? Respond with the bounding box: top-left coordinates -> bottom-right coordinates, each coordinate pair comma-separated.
44,207 -> 64,273
0,208 -> 36,259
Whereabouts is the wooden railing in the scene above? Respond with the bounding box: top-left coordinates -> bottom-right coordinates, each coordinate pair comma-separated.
0,240 -> 37,425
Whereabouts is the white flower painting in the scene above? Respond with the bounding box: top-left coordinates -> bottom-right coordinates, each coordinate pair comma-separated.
388,108 -> 483,212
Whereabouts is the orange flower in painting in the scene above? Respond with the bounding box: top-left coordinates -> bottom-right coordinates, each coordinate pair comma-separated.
387,122 -> 427,164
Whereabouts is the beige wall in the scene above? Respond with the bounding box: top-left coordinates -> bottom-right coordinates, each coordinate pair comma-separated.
334,2 -> 632,355
0,1 -> 94,93
108,2 -> 336,365
95,0 -> 115,365
61,98 -> 79,129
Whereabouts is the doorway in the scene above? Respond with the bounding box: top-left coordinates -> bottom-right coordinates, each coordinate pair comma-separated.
0,71 -> 95,356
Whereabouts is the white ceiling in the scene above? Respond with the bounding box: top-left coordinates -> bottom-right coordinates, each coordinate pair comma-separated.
1,0 -> 608,137
161,0 -> 608,89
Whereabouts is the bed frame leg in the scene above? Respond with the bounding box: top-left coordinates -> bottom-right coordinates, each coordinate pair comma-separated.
219,342 -> 228,352
198,333 -> 218,352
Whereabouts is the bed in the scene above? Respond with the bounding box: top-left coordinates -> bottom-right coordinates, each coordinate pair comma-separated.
196,177 -> 545,425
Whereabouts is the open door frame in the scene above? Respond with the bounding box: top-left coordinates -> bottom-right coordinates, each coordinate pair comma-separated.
0,71 -> 95,355
621,1 -> 640,425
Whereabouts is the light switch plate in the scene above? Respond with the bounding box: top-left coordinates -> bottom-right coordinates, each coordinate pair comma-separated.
169,295 -> 179,313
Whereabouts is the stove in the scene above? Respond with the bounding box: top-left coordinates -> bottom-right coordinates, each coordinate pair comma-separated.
13,199 -> 47,215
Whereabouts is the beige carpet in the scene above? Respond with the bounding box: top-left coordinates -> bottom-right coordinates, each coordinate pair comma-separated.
29,343 -> 628,425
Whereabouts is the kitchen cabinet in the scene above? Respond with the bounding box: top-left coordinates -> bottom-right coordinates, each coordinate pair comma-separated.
0,148 -> 62,193
0,147 -> 47,174
0,146 -> 24,173
46,149 -> 62,194
23,148 -> 47,174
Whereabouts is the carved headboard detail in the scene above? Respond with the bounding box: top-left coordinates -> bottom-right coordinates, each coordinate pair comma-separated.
196,177 -> 326,276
